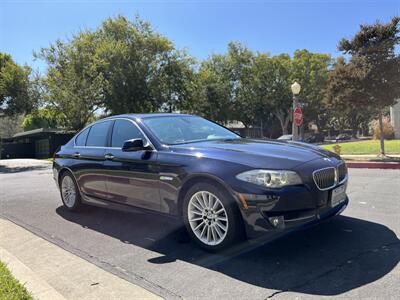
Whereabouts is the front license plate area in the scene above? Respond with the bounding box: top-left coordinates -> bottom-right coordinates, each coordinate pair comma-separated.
330,185 -> 346,208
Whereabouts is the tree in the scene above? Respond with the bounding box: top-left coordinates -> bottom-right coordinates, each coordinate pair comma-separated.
338,16 -> 400,155
22,108 -> 66,131
36,32 -> 106,131
193,43 -> 257,129
251,53 -> 292,135
0,53 -> 34,116
0,114 -> 25,138
156,50 -> 196,113
226,43 -> 257,128
95,16 -> 195,115
291,50 -> 332,133
247,50 -> 331,136
327,57 -> 373,137
194,58 -> 233,123
37,15 -> 197,130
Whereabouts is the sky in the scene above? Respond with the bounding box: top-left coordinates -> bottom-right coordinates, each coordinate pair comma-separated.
0,0 -> 399,73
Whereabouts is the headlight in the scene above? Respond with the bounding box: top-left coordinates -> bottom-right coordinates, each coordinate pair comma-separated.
236,169 -> 302,188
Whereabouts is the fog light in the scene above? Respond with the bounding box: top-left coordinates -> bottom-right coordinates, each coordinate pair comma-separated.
268,216 -> 284,228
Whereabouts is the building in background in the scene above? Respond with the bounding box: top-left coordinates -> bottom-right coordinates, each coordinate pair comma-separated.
0,128 -> 75,159
390,100 -> 400,139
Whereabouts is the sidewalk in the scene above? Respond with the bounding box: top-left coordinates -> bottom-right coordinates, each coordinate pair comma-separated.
0,218 -> 161,300
345,161 -> 400,169
341,154 -> 400,159
340,154 -> 400,169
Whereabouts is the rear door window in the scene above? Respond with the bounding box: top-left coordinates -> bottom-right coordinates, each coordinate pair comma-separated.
86,121 -> 112,147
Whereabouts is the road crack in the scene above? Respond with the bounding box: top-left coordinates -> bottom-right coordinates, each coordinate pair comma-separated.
265,240 -> 400,299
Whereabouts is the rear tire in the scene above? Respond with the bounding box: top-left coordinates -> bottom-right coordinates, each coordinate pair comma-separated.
183,182 -> 243,252
60,171 -> 83,212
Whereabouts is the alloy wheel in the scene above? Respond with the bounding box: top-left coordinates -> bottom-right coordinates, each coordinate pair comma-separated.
61,176 -> 76,208
188,191 -> 229,246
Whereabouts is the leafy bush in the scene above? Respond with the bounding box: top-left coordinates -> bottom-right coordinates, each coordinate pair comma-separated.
22,108 -> 66,131
372,118 -> 394,140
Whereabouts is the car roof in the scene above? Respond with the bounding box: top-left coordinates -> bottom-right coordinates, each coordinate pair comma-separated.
102,113 -> 195,121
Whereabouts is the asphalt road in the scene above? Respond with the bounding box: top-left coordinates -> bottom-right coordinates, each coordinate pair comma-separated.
1,159 -> 399,300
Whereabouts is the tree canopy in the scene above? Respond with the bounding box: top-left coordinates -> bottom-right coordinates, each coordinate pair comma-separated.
2,14 -> 399,148
0,53 -> 34,116
193,46 -> 332,135
36,32 -> 106,130
35,16 -> 196,130
22,108 -> 66,131
333,16 -> 400,154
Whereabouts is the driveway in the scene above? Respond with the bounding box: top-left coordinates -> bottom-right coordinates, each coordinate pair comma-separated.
0,159 -> 399,299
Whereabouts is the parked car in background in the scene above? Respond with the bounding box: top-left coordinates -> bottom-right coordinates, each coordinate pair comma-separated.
53,114 -> 349,251
277,134 -> 293,141
335,133 -> 352,141
305,132 -> 325,143
277,133 -> 324,144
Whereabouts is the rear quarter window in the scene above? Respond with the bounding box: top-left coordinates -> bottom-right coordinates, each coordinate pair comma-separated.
75,127 -> 90,146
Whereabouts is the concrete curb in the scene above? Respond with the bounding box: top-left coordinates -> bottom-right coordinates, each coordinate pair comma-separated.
345,161 -> 400,169
0,246 -> 66,300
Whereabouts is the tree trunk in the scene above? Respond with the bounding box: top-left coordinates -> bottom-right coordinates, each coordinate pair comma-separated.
350,113 -> 358,138
315,118 -> 320,133
275,113 -> 287,135
279,119 -> 288,135
378,111 -> 385,156
284,115 -> 290,136
300,125 -> 305,140
243,125 -> 249,138
361,123 -> 369,137
351,123 -> 358,138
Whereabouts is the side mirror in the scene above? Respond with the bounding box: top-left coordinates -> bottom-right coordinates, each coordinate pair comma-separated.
122,138 -> 151,152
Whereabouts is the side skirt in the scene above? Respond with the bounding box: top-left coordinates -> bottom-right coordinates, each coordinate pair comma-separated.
81,193 -> 182,221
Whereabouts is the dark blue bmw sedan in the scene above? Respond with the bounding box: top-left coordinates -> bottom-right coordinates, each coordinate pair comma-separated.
53,113 -> 348,251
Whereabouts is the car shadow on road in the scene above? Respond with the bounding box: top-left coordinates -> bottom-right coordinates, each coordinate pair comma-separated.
56,206 -> 399,297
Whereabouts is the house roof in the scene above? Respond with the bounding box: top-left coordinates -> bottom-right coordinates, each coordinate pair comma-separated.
13,128 -> 73,138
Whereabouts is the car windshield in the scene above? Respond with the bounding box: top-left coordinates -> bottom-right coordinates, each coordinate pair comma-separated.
142,116 -> 241,145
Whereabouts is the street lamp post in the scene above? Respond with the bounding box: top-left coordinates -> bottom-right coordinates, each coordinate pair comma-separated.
291,81 -> 301,141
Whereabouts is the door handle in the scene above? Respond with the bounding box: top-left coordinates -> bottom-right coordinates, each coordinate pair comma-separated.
73,152 -> 81,158
104,153 -> 115,160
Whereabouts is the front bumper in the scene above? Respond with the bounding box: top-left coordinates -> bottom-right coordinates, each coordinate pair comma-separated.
234,183 -> 349,239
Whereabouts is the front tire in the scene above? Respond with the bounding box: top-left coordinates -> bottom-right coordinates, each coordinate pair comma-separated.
183,182 -> 243,251
60,171 -> 83,212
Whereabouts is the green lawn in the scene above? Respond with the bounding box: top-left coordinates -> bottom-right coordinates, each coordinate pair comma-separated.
41,158 -> 53,162
0,261 -> 33,300
322,140 -> 400,155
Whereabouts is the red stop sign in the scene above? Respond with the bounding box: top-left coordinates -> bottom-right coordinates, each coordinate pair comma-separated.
294,107 -> 303,126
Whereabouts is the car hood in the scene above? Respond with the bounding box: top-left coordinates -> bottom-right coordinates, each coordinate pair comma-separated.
170,138 -> 340,169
